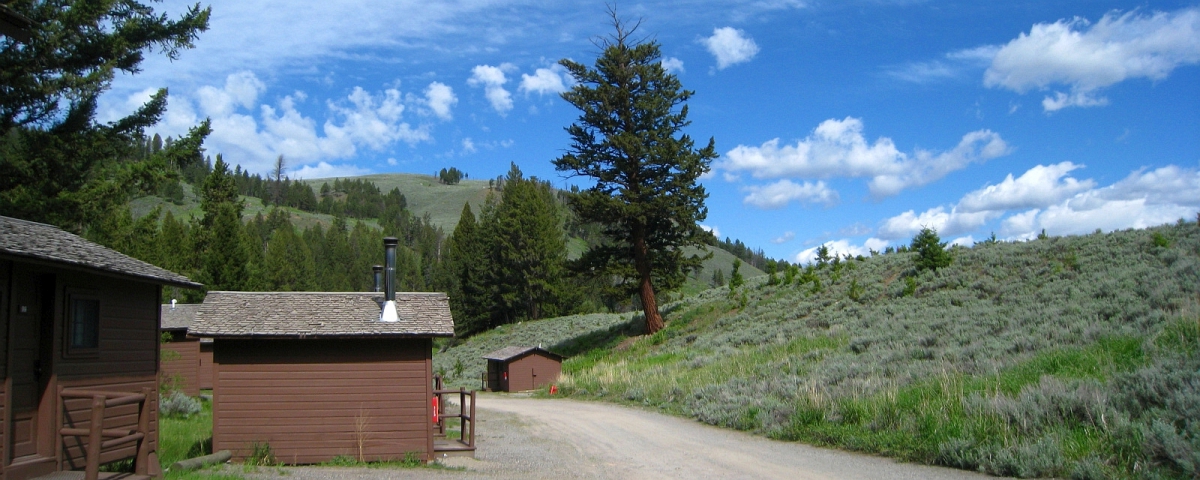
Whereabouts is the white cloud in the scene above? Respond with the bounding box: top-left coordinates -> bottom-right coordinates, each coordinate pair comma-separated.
878,206 -> 998,240
196,71 -> 266,118
795,238 -> 886,264
984,7 -> 1200,111
700,224 -> 721,239
290,161 -> 370,179
999,165 -> 1200,238
702,27 -> 760,69
461,137 -> 477,155
424,82 -> 457,120
771,231 -> 795,244
519,64 -> 572,96
469,64 -> 515,115
387,157 -> 398,166
885,46 -> 997,84
721,117 -> 1010,197
661,57 -> 685,74
957,162 -> 1096,212
949,235 -> 976,247
742,179 -> 838,209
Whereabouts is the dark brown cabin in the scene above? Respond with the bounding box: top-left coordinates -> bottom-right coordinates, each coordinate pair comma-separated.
483,346 -> 563,392
159,303 -> 200,396
190,291 -> 454,464
0,215 -> 201,480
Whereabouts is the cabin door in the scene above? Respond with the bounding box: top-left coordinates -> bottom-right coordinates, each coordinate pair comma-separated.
9,275 -> 55,463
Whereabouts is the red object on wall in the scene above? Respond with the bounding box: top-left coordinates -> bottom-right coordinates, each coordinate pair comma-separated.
432,396 -> 439,424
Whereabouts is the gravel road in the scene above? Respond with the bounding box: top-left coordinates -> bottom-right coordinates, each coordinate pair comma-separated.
239,393 -> 999,480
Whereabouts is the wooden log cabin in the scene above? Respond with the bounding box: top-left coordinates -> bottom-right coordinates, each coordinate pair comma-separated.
483,346 -> 563,392
190,238 -> 457,464
159,303 -> 201,397
0,215 -> 201,480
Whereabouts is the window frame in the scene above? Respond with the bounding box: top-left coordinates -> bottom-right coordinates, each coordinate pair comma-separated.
64,290 -> 101,357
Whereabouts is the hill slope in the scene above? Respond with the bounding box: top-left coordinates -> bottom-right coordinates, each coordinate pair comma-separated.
436,221 -> 1200,479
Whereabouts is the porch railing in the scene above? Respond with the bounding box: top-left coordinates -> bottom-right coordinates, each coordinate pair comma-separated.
431,375 -> 476,450
58,387 -> 153,480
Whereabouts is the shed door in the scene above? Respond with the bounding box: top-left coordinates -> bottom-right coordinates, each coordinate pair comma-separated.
9,275 -> 55,462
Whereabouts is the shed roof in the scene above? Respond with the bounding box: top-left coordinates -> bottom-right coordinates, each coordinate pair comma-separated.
190,291 -> 454,338
161,303 -> 200,330
0,215 -> 200,288
482,346 -> 563,362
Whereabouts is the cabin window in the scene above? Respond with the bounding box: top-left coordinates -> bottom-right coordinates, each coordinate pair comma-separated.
67,294 -> 100,354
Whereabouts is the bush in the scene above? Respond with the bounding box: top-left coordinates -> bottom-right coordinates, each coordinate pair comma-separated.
159,391 -> 201,419
912,227 -> 952,271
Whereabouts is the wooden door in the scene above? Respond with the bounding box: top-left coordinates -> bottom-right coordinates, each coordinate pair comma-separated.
9,275 -> 54,462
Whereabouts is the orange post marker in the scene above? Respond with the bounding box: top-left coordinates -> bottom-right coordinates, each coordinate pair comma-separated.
549,385 -> 558,395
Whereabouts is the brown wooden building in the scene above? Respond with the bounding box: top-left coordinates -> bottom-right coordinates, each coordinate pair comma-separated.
159,303 -> 201,396
190,291 -> 454,464
483,346 -> 563,392
0,215 -> 201,480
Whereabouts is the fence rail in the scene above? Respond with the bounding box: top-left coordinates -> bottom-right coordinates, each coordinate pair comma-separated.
58,387 -> 153,480
432,376 -> 476,450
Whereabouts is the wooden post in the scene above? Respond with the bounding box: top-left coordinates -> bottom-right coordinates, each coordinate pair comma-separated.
135,387 -> 152,475
85,395 -> 106,480
55,385 -> 64,471
468,390 -> 476,448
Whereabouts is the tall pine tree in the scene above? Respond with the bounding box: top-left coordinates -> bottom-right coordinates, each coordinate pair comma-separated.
555,11 -> 716,334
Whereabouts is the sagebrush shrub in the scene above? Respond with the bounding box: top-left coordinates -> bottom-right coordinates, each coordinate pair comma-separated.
160,391 -> 201,418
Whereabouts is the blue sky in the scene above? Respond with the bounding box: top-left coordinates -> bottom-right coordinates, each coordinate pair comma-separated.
102,0 -> 1200,263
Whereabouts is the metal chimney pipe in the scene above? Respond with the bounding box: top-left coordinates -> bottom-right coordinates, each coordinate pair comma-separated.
380,237 -> 399,322
383,238 -> 398,301
372,265 -> 383,293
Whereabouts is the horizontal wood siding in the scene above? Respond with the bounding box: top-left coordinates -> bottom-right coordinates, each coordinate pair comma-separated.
213,338 -> 432,464
160,340 -> 200,396
56,274 -> 159,380
57,376 -> 158,470
507,353 -> 562,392
198,344 -> 213,390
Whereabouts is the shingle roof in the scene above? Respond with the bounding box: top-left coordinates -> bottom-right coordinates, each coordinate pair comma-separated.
161,304 -> 200,330
483,346 -> 562,362
190,291 -> 455,338
0,215 -> 200,288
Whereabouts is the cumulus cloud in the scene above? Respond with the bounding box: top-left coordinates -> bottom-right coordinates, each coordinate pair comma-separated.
999,165 -> 1200,238
469,64 -> 515,115
700,224 -> 721,239
702,27 -> 759,69
163,71 -> 431,175
461,137 -> 477,155
742,180 -> 838,209
957,162 -> 1095,212
661,57 -> 685,74
519,64 -> 573,96
795,238 -> 888,264
721,117 -> 1010,198
290,162 -> 371,179
984,7 -> 1200,111
424,82 -> 457,120
878,163 -> 1200,242
771,231 -> 795,244
887,46 -> 999,84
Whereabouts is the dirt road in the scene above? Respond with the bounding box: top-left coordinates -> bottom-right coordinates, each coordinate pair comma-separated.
244,394 -> 997,479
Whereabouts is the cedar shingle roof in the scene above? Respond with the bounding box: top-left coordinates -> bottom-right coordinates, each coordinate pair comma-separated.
483,346 -> 562,362
0,215 -> 200,288
190,291 -> 454,338
161,304 -> 200,330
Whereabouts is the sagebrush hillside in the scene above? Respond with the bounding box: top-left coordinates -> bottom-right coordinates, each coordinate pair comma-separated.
437,221 -> 1200,479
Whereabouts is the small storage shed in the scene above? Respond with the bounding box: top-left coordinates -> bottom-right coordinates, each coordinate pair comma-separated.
483,346 -> 563,392
190,291 -> 454,464
159,303 -> 201,396
0,215 -> 201,480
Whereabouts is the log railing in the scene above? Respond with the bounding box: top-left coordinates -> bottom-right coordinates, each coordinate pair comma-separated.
58,387 -> 153,480
431,376 -> 476,449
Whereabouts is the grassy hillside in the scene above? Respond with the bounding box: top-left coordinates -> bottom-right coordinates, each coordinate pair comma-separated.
303,174 -> 491,233
436,221 -> 1200,479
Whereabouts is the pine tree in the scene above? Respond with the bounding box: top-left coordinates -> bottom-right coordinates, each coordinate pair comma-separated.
263,225 -> 316,291
912,227 -> 952,271
554,11 -> 717,334
728,259 -> 745,290
197,156 -> 249,290
448,203 -> 490,337
481,163 -> 568,324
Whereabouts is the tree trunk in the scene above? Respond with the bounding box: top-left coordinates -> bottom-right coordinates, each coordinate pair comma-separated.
634,232 -> 664,334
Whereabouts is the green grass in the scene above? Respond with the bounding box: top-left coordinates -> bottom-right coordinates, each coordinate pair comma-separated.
158,399 -> 244,479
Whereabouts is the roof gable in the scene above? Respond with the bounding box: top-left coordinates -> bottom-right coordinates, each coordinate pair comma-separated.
191,291 -> 454,338
483,346 -> 563,362
161,303 -> 200,330
0,215 -> 200,288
